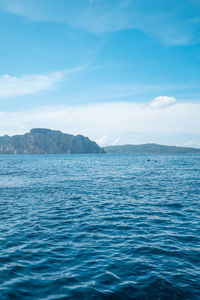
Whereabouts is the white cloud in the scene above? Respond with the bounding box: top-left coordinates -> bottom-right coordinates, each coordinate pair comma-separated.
0,66 -> 85,99
96,135 -> 108,146
0,72 -> 63,99
112,137 -> 120,145
150,96 -> 176,109
0,101 -> 199,147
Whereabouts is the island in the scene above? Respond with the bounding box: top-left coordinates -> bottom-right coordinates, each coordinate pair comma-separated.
103,143 -> 200,154
0,128 -> 105,154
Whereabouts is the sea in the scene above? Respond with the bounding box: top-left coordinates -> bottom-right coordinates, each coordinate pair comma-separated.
0,154 -> 200,299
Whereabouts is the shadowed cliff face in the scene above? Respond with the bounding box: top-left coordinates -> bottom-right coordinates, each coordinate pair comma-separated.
0,128 -> 105,154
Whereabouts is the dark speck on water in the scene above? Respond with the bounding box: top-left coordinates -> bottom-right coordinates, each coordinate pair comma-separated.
0,154 -> 200,299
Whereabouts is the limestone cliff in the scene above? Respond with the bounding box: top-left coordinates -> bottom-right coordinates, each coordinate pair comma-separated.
0,129 -> 105,154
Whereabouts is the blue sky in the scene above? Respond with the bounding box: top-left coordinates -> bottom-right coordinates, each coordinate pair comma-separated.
0,0 -> 200,147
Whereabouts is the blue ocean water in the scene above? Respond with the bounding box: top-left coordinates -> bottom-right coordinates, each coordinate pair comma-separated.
0,154 -> 200,299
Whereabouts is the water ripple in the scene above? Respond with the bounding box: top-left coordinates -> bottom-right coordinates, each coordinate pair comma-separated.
0,154 -> 200,299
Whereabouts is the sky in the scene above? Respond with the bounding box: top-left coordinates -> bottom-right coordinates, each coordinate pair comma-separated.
0,0 -> 200,147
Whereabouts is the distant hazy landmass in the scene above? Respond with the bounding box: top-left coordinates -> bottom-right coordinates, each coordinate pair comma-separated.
0,128 -> 105,154
104,143 -> 200,154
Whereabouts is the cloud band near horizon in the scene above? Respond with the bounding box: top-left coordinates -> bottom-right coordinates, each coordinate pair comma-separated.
0,100 -> 199,148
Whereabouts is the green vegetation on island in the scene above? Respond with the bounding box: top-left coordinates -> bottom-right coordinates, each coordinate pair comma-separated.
103,143 -> 200,154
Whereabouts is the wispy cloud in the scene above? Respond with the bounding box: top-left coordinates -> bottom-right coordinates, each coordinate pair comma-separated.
96,135 -> 108,146
0,66 -> 86,99
112,137 -> 120,145
0,0 -> 199,45
0,72 -> 63,99
65,81 -> 200,103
